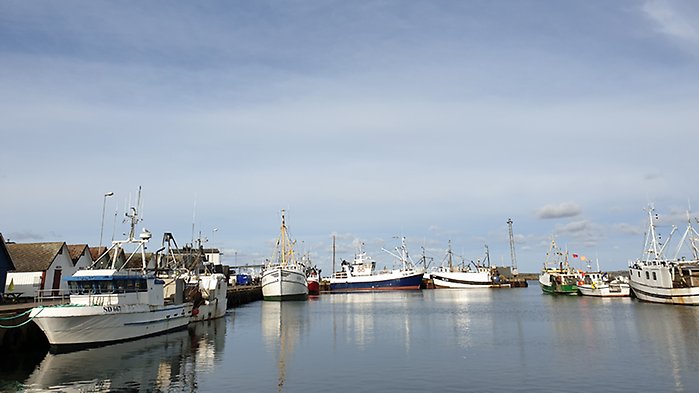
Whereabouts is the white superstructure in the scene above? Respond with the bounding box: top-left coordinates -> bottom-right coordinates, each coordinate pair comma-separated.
628,207 -> 699,305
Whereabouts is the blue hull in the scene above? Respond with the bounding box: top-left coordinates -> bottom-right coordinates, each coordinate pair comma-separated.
329,273 -> 423,292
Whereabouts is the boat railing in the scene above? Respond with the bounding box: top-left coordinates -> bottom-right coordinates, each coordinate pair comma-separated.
34,289 -> 71,305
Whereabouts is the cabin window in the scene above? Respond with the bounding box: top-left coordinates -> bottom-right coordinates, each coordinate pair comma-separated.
645,271 -> 650,279
652,272 -> 657,280
136,279 -> 147,291
99,280 -> 112,293
638,271 -> 641,278
114,280 -> 126,293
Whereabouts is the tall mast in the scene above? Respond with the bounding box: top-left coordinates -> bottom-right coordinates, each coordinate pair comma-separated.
281,210 -> 287,266
332,235 -> 336,274
507,218 -> 518,275
447,240 -> 453,270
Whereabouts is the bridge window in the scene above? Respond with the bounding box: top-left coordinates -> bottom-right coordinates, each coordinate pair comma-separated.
652,272 -> 657,280
646,271 -> 650,280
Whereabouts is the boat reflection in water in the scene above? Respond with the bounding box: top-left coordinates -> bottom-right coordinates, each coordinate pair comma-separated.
328,291 -> 421,353
22,317 -> 227,392
261,301 -> 307,392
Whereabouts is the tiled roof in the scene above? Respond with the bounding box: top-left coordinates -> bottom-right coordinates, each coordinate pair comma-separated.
89,246 -> 108,262
0,233 -> 16,271
6,242 -> 65,272
122,252 -> 154,269
67,244 -> 88,264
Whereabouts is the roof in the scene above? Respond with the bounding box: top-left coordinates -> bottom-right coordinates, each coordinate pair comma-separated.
122,252 -> 154,269
89,246 -> 108,262
67,244 -> 89,264
6,242 -> 66,272
0,233 -> 16,271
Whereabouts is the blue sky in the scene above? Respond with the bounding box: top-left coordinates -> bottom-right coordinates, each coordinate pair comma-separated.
2,1 -> 699,274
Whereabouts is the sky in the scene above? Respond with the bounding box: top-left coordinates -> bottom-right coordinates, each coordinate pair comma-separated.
2,0 -> 699,274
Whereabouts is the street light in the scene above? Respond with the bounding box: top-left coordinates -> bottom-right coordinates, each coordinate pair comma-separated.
99,192 -> 114,251
212,228 -> 219,264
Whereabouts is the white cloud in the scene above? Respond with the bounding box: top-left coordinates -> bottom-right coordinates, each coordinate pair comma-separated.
536,202 -> 582,219
643,0 -> 699,43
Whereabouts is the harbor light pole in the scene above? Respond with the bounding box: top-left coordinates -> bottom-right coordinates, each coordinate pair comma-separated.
99,192 -> 114,251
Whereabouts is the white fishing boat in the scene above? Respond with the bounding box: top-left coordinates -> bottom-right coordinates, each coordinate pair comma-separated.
577,273 -> 630,297
328,238 -> 425,292
628,207 -> 699,305
430,243 -> 509,288
576,258 -> 630,297
261,210 -> 308,301
28,190 -> 192,350
156,234 -> 228,322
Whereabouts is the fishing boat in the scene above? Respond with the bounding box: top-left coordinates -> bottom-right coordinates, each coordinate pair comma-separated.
155,234 -> 228,322
577,273 -> 630,297
328,237 -> 424,292
576,258 -> 630,297
261,211 -> 308,301
430,243 -> 510,288
538,238 -> 582,295
628,207 -> 699,305
305,265 -> 321,296
28,191 -> 192,350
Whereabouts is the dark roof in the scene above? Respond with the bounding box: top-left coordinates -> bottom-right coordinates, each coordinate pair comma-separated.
67,244 -> 89,264
6,242 -> 65,272
0,233 -> 16,271
89,246 -> 108,262
122,252 -> 154,269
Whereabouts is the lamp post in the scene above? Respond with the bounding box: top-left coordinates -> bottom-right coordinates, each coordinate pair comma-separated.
99,192 -> 114,251
212,228 -> 219,264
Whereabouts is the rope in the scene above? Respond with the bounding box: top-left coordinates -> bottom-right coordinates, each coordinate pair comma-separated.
0,307 -> 42,329
0,309 -> 32,320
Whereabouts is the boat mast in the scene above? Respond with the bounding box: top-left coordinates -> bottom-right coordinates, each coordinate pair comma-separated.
332,235 -> 336,274
507,218 -> 518,275
447,240 -> 453,271
280,210 -> 287,266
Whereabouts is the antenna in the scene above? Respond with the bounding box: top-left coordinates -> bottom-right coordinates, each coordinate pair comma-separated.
507,218 -> 518,275
191,194 -> 197,247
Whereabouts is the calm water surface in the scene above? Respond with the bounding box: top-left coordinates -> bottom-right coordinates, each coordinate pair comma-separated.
3,284 -> 699,392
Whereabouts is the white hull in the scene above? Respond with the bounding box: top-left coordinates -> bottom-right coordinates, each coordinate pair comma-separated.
261,266 -> 308,301
578,283 -> 630,297
629,263 -> 699,305
431,271 -> 505,288
29,303 -> 192,347
190,273 -> 228,322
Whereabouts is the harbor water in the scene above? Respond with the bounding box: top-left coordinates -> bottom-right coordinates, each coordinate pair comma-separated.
3,283 -> 699,392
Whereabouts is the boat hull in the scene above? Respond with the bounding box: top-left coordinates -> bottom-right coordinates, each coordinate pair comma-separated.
629,264 -> 699,305
261,266 -> 308,301
329,272 -> 423,292
539,271 -> 580,295
307,279 -> 320,296
29,303 -> 192,348
431,271 -> 508,288
190,273 -> 228,322
578,283 -> 630,297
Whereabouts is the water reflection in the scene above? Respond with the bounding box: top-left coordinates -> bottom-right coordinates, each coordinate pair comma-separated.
634,305 -> 699,392
430,289 -> 494,349
21,317 -> 227,392
327,292 -> 423,354
261,302 -> 307,392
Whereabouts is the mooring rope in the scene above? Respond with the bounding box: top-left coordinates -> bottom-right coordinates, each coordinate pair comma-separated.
0,309 -> 32,320
0,307 -> 42,329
